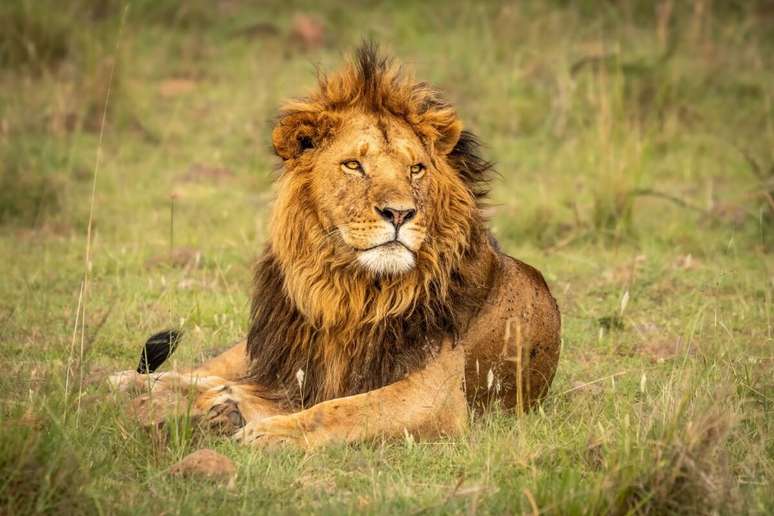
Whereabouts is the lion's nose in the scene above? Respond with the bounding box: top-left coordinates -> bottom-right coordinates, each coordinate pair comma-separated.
375,206 -> 417,228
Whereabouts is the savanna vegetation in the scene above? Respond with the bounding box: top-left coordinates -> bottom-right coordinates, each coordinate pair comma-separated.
1,0 -> 772,513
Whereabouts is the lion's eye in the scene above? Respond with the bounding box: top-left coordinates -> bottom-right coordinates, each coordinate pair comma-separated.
409,163 -> 425,176
341,160 -> 363,173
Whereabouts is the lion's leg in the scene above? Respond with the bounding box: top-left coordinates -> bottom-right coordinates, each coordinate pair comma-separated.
461,256 -> 561,413
194,382 -> 289,434
109,340 -> 248,393
190,340 -> 249,379
108,370 -> 229,394
125,378 -> 288,431
112,341 -> 255,427
233,339 -> 468,449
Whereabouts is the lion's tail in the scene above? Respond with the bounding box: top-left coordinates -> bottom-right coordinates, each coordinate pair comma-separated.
136,329 -> 183,373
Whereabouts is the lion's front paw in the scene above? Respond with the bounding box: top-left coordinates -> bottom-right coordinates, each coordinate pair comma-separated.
233,415 -> 307,449
205,399 -> 246,435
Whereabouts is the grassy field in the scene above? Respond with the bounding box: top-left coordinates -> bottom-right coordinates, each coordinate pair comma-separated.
1,0 -> 772,513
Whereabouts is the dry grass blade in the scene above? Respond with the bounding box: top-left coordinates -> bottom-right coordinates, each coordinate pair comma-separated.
73,5 -> 129,424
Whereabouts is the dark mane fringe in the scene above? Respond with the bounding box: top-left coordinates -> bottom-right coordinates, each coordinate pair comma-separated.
247,231 -> 495,409
449,130 -> 495,205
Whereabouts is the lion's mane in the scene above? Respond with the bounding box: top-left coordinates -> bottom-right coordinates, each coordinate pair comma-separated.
246,44 -> 497,407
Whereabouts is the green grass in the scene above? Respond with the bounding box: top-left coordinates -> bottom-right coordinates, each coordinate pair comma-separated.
1,0 -> 772,513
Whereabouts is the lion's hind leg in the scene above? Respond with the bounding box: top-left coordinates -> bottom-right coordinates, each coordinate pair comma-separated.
109,339 -> 250,393
117,372 -> 231,427
108,338 -> 281,433
108,370 -> 228,394
117,375 -> 272,432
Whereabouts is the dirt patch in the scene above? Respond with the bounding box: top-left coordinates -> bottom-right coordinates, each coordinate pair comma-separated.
169,449 -> 236,484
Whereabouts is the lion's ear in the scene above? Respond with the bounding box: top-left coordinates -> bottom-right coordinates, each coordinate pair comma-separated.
272,110 -> 334,160
434,118 -> 463,155
421,109 -> 463,155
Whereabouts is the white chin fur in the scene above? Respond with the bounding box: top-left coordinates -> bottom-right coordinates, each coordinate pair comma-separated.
357,245 -> 415,275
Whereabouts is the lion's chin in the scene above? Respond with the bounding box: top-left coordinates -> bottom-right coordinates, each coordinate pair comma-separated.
356,244 -> 415,275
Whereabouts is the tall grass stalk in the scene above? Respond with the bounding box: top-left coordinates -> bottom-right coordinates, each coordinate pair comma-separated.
72,5 -> 129,425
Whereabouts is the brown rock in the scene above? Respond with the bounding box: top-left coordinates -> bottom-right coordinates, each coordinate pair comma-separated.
169,449 -> 236,483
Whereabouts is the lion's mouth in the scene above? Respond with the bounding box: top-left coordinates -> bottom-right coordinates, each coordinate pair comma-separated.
354,240 -> 417,274
356,240 -> 415,254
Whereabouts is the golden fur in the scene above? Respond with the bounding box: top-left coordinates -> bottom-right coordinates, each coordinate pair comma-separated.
112,44 -> 561,449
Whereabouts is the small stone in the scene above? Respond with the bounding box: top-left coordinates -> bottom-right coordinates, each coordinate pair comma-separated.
169,449 -> 236,484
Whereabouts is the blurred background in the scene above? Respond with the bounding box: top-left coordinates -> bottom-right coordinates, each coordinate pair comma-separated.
0,2 -> 772,513
2,0 -> 772,248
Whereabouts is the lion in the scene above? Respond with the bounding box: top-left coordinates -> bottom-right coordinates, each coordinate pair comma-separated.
110,43 -> 561,449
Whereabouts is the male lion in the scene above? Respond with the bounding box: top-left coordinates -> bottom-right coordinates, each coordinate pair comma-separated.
111,44 -> 561,449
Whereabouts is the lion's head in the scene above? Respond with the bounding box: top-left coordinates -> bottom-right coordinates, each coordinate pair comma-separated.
282,109 -> 434,276
248,43 -> 495,405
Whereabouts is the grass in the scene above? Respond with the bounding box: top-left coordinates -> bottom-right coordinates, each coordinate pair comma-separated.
1,0 -> 772,513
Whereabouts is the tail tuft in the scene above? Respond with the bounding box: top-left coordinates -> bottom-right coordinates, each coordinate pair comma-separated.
137,329 -> 183,373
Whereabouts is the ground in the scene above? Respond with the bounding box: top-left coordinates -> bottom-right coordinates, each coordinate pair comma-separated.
0,0 -> 772,514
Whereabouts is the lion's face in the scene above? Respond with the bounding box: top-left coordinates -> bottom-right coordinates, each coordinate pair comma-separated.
309,112 -> 432,275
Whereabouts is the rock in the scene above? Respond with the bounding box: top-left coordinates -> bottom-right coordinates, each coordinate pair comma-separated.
169,449 -> 236,484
